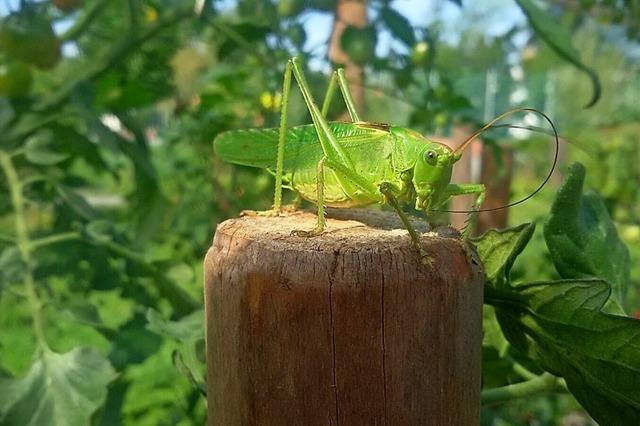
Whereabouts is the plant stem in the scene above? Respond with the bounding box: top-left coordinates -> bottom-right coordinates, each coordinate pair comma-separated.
0,152 -> 50,352
482,373 -> 568,403
29,232 -> 82,251
506,353 -> 540,381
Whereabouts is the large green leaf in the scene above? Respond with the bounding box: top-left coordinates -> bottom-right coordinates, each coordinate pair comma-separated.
473,224 -> 535,362
515,0 -> 601,107
472,222 -> 535,289
544,162 -> 631,306
488,279 -> 640,425
476,216 -> 640,424
0,347 -> 117,425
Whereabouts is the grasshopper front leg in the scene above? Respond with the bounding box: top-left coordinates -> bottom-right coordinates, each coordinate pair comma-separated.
379,182 -> 431,264
438,183 -> 486,237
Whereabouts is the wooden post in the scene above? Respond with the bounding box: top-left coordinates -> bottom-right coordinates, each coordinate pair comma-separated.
204,210 -> 484,425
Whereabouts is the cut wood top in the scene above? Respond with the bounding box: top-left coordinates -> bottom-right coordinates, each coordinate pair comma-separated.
213,208 -> 471,256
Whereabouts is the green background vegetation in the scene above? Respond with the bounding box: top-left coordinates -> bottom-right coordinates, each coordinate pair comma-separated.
0,0 -> 638,424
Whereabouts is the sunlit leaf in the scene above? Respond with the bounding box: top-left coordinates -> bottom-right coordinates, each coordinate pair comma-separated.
488,279 -> 640,426
0,347 -> 117,425
146,308 -> 203,343
544,162 -> 630,306
146,309 -> 205,394
472,222 -> 535,288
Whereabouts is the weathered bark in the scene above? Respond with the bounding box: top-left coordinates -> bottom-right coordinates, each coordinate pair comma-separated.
205,210 -> 484,425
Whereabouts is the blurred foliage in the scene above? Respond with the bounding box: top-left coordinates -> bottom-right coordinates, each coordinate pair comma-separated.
0,0 -> 637,424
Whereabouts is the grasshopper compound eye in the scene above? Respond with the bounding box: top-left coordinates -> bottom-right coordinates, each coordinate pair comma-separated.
424,150 -> 438,165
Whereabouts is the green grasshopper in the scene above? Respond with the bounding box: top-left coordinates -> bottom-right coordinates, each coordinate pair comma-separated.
214,57 -> 557,260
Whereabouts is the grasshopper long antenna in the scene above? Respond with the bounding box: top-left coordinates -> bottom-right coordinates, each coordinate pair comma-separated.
437,107 -> 559,213
454,107 -> 540,156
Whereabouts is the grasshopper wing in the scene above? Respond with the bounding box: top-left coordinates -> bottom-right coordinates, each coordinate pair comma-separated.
214,123 -> 390,171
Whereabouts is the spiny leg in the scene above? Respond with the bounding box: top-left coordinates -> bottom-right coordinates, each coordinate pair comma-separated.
272,59 -> 293,212
440,183 -> 486,237
242,61 -> 293,217
292,157 -> 327,237
321,71 -> 338,118
320,68 -> 362,122
288,57 -> 379,224
336,68 -> 361,122
288,58 -> 354,172
379,182 -> 431,264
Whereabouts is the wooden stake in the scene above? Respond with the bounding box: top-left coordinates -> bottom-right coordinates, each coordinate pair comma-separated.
204,210 -> 483,425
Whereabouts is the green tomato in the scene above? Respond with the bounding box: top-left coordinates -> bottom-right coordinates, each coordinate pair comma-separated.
278,0 -> 305,17
0,59 -> 33,97
0,12 -> 61,69
434,112 -> 448,128
410,41 -> 430,65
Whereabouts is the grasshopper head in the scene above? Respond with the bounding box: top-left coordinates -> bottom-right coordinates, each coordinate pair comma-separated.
412,142 -> 461,211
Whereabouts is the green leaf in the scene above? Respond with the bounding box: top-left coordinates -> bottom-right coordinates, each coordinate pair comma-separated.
172,350 -> 207,396
544,162 -> 631,306
340,25 -> 377,65
146,309 -> 205,393
55,184 -> 98,220
488,279 -> 640,426
61,300 -> 117,340
483,305 -> 509,356
515,0 -> 601,107
0,347 -> 117,425
380,7 -> 415,46
472,222 -> 535,288
146,308 -> 203,343
25,131 -> 69,166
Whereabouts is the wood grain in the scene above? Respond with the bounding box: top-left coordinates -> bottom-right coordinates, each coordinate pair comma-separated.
204,210 -> 484,425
